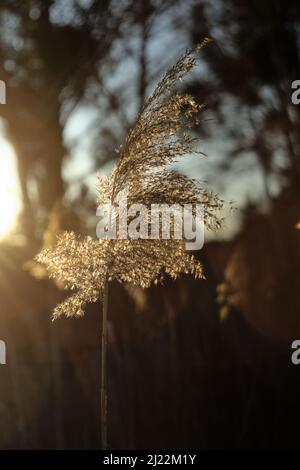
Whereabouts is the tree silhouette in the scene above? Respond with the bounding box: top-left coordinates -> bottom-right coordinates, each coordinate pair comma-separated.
0,0 -> 123,238
188,0 -> 300,192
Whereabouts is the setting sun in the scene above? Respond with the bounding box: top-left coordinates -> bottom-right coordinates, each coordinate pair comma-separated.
0,139 -> 21,239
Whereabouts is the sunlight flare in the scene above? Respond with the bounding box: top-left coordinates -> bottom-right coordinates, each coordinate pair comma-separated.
0,139 -> 21,239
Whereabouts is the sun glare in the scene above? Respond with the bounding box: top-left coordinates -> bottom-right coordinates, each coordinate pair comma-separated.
0,139 -> 21,239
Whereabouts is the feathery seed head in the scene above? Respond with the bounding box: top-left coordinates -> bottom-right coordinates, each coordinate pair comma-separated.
36,39 -> 224,319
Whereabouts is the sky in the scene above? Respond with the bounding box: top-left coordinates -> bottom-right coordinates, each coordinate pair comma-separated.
0,0 -> 272,242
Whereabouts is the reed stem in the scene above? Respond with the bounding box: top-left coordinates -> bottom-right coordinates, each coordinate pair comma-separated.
101,281 -> 109,450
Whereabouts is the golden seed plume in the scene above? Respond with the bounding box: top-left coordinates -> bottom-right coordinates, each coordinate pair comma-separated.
36,39 -> 224,320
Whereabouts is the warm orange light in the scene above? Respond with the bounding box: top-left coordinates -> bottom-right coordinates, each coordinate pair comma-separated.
0,139 -> 21,239
296,221 -> 300,230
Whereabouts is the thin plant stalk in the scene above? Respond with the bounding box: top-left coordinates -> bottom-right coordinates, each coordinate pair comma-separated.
101,280 -> 109,450
35,38 -> 224,450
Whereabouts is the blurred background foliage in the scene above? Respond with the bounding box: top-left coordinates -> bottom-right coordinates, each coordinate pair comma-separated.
0,0 -> 299,449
